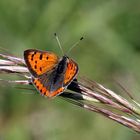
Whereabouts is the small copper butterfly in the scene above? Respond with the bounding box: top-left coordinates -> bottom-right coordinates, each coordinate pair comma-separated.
24,35 -> 80,98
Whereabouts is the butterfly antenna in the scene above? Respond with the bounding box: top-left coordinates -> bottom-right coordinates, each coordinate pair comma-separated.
54,33 -> 64,55
66,37 -> 84,55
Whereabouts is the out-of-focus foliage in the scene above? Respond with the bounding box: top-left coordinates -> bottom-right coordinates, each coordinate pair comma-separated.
0,0 -> 140,140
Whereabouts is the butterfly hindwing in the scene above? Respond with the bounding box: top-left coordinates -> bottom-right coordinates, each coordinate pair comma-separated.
24,49 -> 59,77
32,77 -> 65,97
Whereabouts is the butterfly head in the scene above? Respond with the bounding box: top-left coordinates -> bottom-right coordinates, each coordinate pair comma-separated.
62,55 -> 69,60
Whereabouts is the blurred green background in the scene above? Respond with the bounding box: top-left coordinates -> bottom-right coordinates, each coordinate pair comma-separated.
0,0 -> 140,139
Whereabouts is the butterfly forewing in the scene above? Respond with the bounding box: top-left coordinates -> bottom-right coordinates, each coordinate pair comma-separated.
63,58 -> 78,86
24,49 -> 59,77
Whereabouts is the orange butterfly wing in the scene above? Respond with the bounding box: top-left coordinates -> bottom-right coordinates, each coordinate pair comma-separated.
64,58 -> 78,86
24,49 -> 59,77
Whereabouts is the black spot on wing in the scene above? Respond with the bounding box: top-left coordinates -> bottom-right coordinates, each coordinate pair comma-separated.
34,65 -> 37,69
31,51 -> 37,61
40,67 -> 42,72
39,54 -> 43,60
31,54 -> 34,61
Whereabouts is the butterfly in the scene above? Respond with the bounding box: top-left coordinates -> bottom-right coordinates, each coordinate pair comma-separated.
24,49 -> 79,98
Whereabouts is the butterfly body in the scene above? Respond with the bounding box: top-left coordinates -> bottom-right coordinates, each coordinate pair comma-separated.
24,49 -> 78,98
